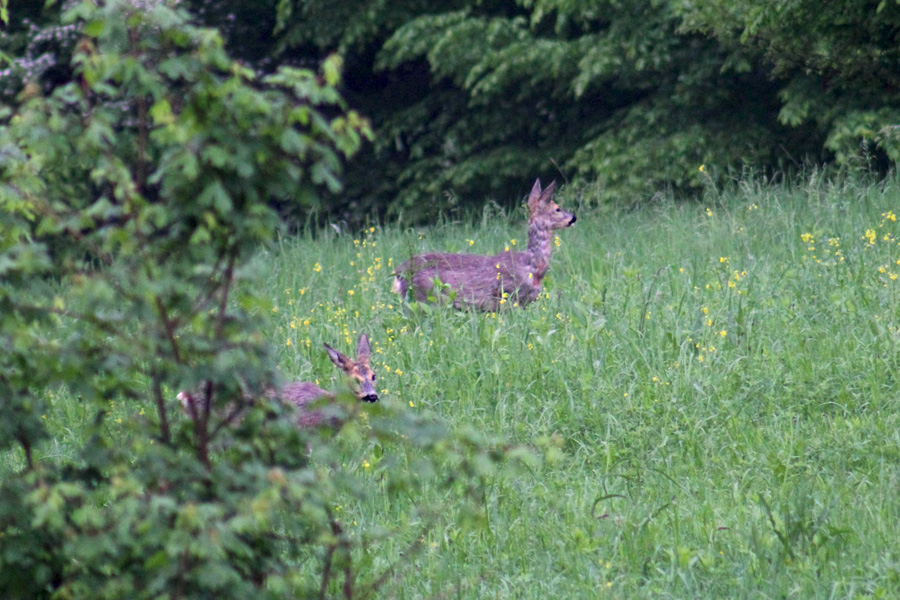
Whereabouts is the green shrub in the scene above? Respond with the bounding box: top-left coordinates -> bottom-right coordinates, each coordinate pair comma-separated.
0,2 -> 523,597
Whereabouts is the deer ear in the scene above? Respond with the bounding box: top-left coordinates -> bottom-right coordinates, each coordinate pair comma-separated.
527,178 -> 543,213
356,332 -> 372,364
540,180 -> 557,204
324,343 -> 350,369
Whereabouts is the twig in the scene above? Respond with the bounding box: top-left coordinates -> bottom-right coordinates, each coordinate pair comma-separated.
155,296 -> 182,364
152,375 -> 172,446
216,252 -> 236,340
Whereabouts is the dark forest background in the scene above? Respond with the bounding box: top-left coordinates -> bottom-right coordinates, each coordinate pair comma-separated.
4,0 -> 900,222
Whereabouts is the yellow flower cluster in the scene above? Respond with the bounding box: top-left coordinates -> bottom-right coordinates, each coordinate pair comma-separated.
856,212 -> 900,282
800,231 -> 844,266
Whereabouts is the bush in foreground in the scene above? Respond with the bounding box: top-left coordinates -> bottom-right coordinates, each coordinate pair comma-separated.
0,2 -> 525,597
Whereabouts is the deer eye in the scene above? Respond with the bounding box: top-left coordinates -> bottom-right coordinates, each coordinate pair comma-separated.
555,207 -> 561,212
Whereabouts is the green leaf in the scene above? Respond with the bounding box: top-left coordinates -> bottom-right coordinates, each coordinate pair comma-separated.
150,98 -> 174,125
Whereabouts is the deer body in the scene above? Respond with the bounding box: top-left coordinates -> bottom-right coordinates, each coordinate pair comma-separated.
178,333 -> 378,429
393,179 -> 575,311
272,382 -> 342,428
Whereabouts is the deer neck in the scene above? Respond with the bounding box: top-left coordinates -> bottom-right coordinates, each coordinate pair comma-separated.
526,219 -> 554,282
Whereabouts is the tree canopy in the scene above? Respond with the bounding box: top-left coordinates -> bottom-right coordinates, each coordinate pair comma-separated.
4,0 -> 898,221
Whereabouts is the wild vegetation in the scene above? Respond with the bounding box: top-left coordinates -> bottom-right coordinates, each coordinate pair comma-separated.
254,0 -> 900,218
3,0 -> 899,221
7,171 -> 900,597
3,1 -> 900,598
219,171 -> 900,598
0,2 -> 521,597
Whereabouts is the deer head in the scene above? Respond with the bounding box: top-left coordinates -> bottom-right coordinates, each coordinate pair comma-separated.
324,332 -> 378,403
528,179 -> 576,229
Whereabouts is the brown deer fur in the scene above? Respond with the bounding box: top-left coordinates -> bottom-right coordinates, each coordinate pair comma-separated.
178,333 -> 378,428
393,179 -> 576,311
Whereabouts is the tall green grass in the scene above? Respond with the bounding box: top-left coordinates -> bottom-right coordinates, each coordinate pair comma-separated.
14,174 -> 900,597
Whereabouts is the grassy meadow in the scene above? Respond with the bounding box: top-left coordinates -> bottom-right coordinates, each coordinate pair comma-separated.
14,174 -> 900,598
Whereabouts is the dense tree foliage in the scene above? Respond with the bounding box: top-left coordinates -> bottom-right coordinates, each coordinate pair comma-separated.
677,0 -> 900,168
5,0 -> 897,220
0,1 -> 74,103
0,2 -> 519,597
272,0 -> 900,219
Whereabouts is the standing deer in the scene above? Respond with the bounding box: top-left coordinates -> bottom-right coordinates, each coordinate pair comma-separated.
178,332 -> 378,428
392,179 -> 576,311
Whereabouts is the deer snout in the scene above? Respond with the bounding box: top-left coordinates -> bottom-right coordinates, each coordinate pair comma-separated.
569,214 -> 577,225
361,393 -> 378,403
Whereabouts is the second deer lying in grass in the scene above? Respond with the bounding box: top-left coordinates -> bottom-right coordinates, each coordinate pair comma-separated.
278,332 -> 378,427
393,179 -> 576,311
178,333 -> 378,428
